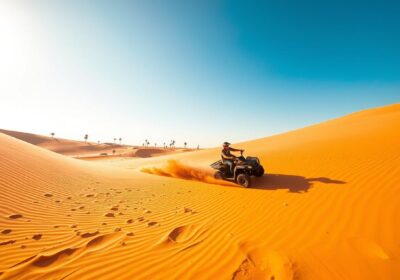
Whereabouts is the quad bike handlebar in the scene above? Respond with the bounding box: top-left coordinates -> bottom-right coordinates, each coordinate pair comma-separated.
235,150 -> 245,163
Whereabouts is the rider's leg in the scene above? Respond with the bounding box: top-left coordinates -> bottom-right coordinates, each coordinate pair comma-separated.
223,160 -> 233,176
227,161 -> 234,175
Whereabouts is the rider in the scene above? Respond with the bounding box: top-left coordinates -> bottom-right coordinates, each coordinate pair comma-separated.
221,142 -> 244,175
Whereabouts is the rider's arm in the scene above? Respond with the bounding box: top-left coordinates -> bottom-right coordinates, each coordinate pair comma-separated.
229,147 -> 242,152
221,150 -> 236,160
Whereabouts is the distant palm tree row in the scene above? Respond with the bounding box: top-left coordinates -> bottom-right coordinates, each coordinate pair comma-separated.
49,133 -> 122,145
141,140 -> 196,149
49,132 -> 199,149
113,137 -> 122,144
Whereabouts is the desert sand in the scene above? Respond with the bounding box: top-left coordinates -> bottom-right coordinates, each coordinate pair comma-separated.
0,129 -> 191,159
0,104 -> 399,279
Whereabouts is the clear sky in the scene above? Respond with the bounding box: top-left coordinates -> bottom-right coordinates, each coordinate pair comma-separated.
0,0 -> 399,147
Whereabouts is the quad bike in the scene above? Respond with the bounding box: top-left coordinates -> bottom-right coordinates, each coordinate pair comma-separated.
210,151 -> 264,187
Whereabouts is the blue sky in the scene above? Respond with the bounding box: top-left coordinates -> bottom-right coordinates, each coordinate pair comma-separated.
0,0 -> 399,147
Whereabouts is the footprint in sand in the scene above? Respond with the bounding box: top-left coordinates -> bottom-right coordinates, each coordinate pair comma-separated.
2,229 -> 12,234
183,207 -> 194,213
81,231 -> 99,238
164,225 -> 202,244
126,232 -> 134,236
126,219 -> 134,224
44,193 -> 53,197
147,221 -> 158,227
104,212 -> 115,217
175,207 -> 195,214
32,234 -> 42,240
234,244 -> 294,280
71,224 -> 77,228
110,205 -> 119,211
114,227 -> 122,232
9,214 -> 23,219
0,240 -> 16,246
167,226 -> 189,243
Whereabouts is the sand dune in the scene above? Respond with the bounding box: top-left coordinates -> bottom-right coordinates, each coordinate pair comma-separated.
0,128 -> 130,157
0,104 -> 399,279
0,129 -> 191,159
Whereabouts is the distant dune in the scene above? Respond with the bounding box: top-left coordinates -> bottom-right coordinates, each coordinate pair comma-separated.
0,129 -> 192,159
0,104 -> 399,279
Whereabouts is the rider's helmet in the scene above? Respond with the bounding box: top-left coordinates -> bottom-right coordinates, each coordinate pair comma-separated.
223,142 -> 231,147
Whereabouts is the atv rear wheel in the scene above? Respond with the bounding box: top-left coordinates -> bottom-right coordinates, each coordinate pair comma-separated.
214,171 -> 224,180
236,174 -> 250,187
255,166 -> 264,177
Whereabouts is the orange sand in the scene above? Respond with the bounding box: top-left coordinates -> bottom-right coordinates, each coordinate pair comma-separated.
0,129 -> 191,159
0,104 -> 399,279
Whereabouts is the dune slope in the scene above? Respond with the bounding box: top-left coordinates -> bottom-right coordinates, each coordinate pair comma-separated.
0,129 -> 190,159
0,104 -> 399,280
0,128 -> 128,157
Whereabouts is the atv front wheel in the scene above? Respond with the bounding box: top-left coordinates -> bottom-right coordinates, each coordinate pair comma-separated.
214,171 -> 224,180
254,166 -> 264,177
236,174 -> 250,187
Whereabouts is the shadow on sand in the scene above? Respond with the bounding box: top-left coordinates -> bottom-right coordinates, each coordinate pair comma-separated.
252,174 -> 346,193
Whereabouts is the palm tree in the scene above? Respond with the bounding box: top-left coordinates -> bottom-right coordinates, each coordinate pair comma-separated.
84,134 -> 88,143
184,142 -> 187,149
98,140 -> 100,144
154,143 -> 157,147
119,138 -> 122,145
113,138 -> 116,144
50,132 -> 55,138
163,142 -> 166,149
